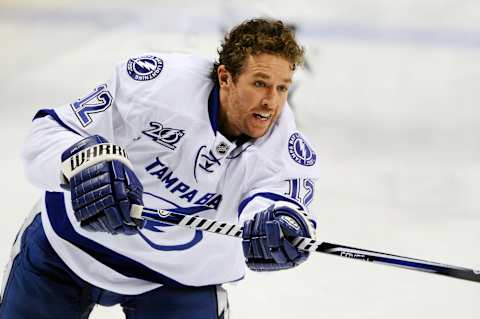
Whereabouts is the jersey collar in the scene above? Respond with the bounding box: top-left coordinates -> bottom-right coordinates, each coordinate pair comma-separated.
208,84 -> 220,135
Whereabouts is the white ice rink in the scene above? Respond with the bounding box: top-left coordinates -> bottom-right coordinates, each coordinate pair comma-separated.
1,0 -> 479,318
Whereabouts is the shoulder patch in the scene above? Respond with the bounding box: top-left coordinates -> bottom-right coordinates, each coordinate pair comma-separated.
127,55 -> 164,81
288,133 -> 316,166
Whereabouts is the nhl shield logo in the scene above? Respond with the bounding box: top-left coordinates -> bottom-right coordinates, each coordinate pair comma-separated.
142,121 -> 185,150
215,142 -> 229,155
127,55 -> 164,81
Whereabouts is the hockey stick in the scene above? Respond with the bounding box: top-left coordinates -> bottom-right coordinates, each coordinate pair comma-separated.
131,206 -> 480,283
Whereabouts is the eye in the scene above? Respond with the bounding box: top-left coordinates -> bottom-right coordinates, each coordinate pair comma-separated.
278,85 -> 289,93
254,80 -> 266,87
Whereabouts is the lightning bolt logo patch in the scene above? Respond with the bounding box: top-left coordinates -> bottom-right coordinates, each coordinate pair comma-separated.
127,55 -> 164,81
288,132 -> 316,166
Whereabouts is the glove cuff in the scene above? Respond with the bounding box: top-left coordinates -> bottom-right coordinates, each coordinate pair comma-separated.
61,135 -> 132,182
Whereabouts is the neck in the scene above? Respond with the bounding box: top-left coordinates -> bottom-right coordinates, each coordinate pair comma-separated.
218,88 -> 240,141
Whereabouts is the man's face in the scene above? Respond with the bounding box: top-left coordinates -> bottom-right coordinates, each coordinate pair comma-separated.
218,54 -> 293,139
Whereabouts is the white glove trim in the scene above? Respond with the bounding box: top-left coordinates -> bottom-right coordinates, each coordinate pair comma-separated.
61,143 -> 132,181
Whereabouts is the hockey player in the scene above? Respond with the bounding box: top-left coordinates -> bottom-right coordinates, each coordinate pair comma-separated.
0,18 -> 319,318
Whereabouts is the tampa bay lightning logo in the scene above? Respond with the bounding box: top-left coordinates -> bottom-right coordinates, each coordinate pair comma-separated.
127,55 -> 163,81
288,133 -> 316,166
142,121 -> 185,150
139,193 -> 211,251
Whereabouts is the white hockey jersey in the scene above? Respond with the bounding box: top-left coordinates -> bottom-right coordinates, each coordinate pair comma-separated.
22,52 -> 320,295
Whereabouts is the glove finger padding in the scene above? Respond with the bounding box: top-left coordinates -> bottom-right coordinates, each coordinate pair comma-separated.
242,215 -> 273,261
271,205 -> 312,262
72,160 -> 143,234
62,135 -> 144,235
110,161 -> 139,225
242,203 -> 314,271
266,219 -> 309,265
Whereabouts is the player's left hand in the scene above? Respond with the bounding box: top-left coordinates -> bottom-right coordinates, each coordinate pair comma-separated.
242,203 -> 314,271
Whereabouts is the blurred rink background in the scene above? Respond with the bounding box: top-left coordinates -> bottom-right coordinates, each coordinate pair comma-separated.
1,0 -> 479,318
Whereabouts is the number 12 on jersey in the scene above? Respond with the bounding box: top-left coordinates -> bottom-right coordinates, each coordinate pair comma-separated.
285,178 -> 315,207
70,84 -> 113,127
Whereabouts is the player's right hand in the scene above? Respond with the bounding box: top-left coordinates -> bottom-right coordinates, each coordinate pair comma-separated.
61,135 -> 145,235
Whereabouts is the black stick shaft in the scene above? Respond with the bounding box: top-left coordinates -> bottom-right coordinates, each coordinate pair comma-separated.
139,207 -> 480,283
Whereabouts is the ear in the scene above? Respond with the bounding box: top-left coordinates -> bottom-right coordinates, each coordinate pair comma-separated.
217,65 -> 231,88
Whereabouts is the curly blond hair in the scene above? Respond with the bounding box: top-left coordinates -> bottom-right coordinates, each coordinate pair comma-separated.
211,18 -> 304,85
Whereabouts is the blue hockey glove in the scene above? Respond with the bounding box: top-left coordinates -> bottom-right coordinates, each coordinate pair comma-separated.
242,203 -> 314,271
61,135 -> 144,235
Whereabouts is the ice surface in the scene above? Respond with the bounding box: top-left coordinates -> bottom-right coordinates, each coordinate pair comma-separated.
0,1 -> 479,318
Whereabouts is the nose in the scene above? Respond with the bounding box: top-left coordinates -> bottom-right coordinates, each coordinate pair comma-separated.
261,87 -> 277,109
